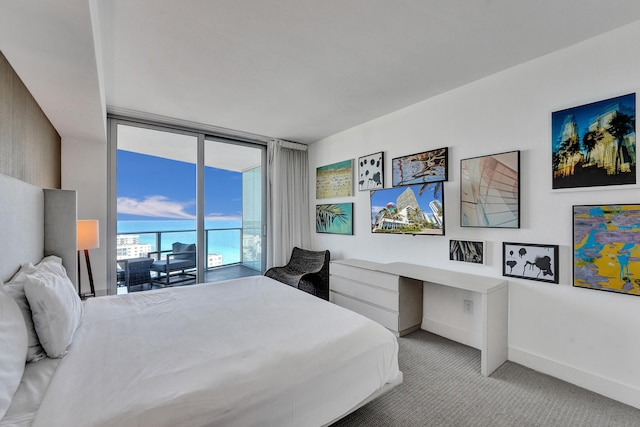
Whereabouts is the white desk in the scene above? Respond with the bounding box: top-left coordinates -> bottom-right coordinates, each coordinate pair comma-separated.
330,259 -> 508,376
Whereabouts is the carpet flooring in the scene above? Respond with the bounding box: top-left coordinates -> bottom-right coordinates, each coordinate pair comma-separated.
331,330 -> 640,427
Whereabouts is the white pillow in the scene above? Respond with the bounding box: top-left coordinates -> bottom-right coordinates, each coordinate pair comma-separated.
3,263 -> 47,363
24,261 -> 84,359
0,287 -> 28,420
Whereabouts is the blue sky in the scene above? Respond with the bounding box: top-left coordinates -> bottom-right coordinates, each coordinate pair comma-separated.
117,150 -> 242,221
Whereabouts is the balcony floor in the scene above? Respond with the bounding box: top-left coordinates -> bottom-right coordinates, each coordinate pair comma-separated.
119,264 -> 262,294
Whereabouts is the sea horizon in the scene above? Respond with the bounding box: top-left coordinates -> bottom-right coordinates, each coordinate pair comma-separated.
117,219 -> 247,264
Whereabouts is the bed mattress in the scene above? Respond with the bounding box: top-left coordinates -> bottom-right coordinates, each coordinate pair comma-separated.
30,276 -> 400,427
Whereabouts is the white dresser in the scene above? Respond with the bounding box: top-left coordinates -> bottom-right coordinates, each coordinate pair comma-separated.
330,259 -> 423,337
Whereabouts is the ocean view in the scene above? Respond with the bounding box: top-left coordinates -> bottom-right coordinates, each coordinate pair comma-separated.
118,219 -> 244,265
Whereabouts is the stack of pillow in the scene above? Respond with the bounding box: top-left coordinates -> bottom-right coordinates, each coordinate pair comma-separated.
0,256 -> 84,421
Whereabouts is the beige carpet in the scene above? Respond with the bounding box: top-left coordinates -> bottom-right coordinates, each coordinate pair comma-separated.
331,330 -> 640,426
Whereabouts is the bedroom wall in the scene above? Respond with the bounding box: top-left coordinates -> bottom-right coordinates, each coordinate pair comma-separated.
308,21 -> 640,408
0,50 -> 61,189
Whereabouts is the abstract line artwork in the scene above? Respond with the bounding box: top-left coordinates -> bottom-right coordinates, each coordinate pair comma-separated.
316,159 -> 353,199
503,242 -> 559,284
316,203 -> 353,235
449,240 -> 485,264
552,93 -> 636,189
392,147 -> 448,186
573,204 -> 640,296
460,150 -> 520,228
358,152 -> 384,190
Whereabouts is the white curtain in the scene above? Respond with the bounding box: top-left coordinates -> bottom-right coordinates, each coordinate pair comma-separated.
267,139 -> 311,268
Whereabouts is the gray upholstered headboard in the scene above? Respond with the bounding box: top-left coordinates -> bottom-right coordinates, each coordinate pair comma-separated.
0,173 -> 77,285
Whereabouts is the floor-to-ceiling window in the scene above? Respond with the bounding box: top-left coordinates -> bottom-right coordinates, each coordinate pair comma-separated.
108,118 -> 266,295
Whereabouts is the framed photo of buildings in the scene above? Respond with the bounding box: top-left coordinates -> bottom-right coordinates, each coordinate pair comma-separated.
552,93 -> 636,189
460,150 -> 520,228
370,183 -> 444,235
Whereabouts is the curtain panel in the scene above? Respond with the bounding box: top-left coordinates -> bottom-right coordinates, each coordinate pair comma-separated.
267,139 -> 311,268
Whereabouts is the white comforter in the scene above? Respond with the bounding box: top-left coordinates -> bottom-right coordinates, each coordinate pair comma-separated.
31,276 -> 400,427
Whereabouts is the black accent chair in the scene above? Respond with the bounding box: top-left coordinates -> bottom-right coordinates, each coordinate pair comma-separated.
264,247 -> 330,300
149,242 -> 196,287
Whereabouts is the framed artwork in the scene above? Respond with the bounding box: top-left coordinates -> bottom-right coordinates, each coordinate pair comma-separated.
460,150 -> 520,228
552,93 -> 636,189
316,160 -> 353,199
503,242 -> 559,283
370,183 -> 444,235
316,203 -> 353,235
392,147 -> 448,186
449,240 -> 485,264
573,204 -> 640,296
358,151 -> 384,190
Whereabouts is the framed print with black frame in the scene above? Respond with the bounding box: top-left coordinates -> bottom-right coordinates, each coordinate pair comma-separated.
461,150 -> 520,228
552,93 -> 636,190
392,147 -> 448,186
358,151 -> 384,190
503,242 -> 559,283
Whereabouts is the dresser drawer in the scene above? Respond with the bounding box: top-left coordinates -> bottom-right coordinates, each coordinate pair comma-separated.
331,263 -> 398,291
331,276 -> 399,311
331,292 -> 399,333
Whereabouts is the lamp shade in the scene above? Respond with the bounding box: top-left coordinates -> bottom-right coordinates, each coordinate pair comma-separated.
77,220 -> 99,250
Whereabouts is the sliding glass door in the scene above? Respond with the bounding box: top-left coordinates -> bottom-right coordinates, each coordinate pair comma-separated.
110,119 -> 265,294
203,138 -> 265,280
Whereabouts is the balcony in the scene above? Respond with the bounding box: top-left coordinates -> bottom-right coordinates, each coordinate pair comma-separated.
116,227 -> 261,293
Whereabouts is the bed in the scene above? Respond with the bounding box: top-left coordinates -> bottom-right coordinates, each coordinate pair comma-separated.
0,173 -> 402,427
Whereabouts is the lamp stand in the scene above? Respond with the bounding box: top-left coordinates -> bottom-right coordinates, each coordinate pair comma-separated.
78,249 -> 96,299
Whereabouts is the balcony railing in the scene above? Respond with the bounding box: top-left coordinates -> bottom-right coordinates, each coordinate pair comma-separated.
117,227 -> 256,270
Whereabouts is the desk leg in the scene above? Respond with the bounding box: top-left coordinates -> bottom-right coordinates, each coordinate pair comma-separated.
481,286 -> 509,376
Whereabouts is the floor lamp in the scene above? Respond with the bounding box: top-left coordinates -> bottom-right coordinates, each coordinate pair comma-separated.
77,219 -> 99,299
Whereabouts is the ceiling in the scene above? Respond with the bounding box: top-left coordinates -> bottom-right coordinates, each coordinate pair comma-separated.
3,1 -> 640,145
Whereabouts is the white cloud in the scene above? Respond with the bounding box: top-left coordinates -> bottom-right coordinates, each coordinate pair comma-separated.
205,212 -> 242,221
117,196 -> 195,219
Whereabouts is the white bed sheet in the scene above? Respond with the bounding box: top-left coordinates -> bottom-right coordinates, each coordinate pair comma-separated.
1,358 -> 60,427
31,276 -> 400,427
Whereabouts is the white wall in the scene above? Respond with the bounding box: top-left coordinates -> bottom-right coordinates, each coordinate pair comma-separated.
62,137 -> 108,296
309,21 -> 640,408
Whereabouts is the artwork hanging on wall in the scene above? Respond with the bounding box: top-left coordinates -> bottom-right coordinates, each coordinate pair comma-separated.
316,159 -> 353,199
460,150 -> 520,228
392,147 -> 448,186
503,242 -> 559,283
573,204 -> 640,296
552,93 -> 636,189
449,240 -> 485,264
370,183 -> 444,235
316,203 -> 353,235
358,152 -> 384,190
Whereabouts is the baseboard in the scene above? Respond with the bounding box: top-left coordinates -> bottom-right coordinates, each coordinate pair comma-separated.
421,317 -> 482,350
509,345 -> 640,409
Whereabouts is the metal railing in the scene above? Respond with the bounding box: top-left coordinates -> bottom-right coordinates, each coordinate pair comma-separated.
117,227 -> 243,269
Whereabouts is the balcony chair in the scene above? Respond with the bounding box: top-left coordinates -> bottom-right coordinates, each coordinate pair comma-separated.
149,242 -> 196,287
118,257 -> 155,293
264,247 -> 330,300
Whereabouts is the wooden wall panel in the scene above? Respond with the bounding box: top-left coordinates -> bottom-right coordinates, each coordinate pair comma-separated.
0,50 -> 61,189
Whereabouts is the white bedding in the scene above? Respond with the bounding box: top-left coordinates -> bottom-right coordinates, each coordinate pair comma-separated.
30,276 -> 400,427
